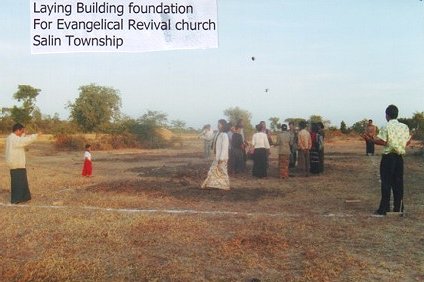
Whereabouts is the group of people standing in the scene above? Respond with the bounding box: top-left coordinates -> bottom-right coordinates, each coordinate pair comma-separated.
3,105 -> 412,217
200,118 -> 326,190
199,119 -> 248,175
199,119 -> 249,190
274,120 -> 325,178
200,105 -> 411,217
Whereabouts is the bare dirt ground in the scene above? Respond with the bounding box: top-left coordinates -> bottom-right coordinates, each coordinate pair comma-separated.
0,135 -> 423,281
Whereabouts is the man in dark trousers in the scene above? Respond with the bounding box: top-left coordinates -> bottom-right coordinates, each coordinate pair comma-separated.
5,123 -> 38,204
364,105 -> 411,215
364,119 -> 377,156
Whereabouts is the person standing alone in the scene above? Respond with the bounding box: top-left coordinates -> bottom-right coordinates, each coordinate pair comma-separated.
5,123 -> 39,204
364,119 -> 377,156
365,105 -> 411,215
82,144 -> 93,177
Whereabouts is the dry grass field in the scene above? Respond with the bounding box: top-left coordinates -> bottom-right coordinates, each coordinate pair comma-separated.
0,134 -> 423,281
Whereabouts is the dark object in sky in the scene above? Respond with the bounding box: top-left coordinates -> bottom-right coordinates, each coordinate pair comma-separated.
265,88 -> 269,93
251,56 -> 255,61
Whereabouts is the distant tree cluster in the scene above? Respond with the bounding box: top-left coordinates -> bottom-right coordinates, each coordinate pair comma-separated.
338,114 -> 424,142
0,84 -> 186,149
223,106 -> 254,137
399,112 -> 424,141
1,84 -> 423,150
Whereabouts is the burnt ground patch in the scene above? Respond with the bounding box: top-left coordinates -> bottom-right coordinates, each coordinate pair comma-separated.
87,161 -> 286,204
127,161 -> 210,179
94,152 -> 203,163
87,178 -> 286,203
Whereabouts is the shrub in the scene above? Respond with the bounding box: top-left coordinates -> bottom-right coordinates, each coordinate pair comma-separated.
169,135 -> 184,147
129,123 -> 172,149
54,134 -> 87,151
94,133 -> 140,150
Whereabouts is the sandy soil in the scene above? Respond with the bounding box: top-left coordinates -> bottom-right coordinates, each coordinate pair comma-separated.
0,136 -> 423,281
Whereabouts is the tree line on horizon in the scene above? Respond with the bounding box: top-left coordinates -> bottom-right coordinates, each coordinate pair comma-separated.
1,84 -> 423,148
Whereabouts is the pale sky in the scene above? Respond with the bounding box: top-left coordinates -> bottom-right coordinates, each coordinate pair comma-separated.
1,0 -> 423,129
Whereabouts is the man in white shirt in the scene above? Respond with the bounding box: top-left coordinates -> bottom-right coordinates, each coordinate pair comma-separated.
199,124 -> 214,159
252,124 -> 271,178
5,123 -> 38,204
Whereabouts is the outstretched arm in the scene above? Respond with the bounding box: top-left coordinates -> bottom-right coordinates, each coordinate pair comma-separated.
406,134 -> 413,146
372,137 -> 387,146
363,134 -> 386,146
13,134 -> 38,148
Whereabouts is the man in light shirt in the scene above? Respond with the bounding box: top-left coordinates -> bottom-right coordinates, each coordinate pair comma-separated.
199,124 -> 214,159
5,123 -> 39,204
364,105 -> 411,215
297,121 -> 312,177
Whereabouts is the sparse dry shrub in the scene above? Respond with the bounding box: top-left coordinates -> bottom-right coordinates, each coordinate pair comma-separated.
94,133 -> 140,150
93,140 -> 113,151
130,124 -> 173,149
55,133 -> 142,151
54,134 -> 87,151
169,135 -> 183,147
325,130 -> 359,142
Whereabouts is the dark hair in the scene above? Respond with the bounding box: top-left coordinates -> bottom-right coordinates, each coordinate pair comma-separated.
368,119 -> 373,123
299,121 -> 307,129
281,124 -> 288,131
288,121 -> 294,126
85,144 -> 91,149
255,124 -> 262,132
317,122 -> 324,129
385,105 -> 398,119
12,123 -> 24,132
218,119 -> 230,133
236,119 -> 244,128
311,123 -> 319,133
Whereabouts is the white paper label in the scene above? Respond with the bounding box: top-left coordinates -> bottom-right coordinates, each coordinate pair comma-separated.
30,0 -> 218,53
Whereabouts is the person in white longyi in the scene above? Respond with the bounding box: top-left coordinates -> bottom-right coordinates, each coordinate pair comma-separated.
201,119 -> 230,190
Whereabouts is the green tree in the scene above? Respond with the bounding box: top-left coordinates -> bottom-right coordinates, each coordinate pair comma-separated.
223,106 -> 254,136
139,110 -> 168,127
413,112 -> 424,142
0,107 -> 14,133
130,110 -> 170,148
268,117 -> 281,132
399,112 -> 424,141
284,118 -> 306,126
68,84 -> 121,132
340,121 -> 348,134
10,85 -> 41,125
308,115 -> 331,128
350,118 -> 368,134
170,119 -> 186,133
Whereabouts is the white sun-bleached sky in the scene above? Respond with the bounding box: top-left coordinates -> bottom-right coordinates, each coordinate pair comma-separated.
1,0 -> 423,129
